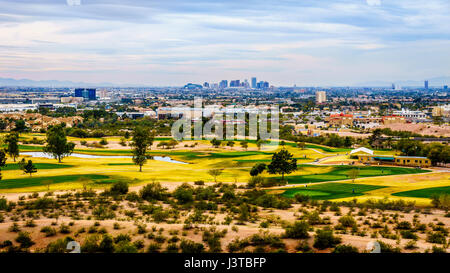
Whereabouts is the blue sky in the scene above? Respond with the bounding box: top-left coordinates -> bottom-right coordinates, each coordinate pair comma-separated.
0,0 -> 449,86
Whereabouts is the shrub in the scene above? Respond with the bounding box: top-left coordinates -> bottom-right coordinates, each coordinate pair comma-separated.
338,215 -> 357,228
81,235 -> 100,253
294,194 -> 311,203
313,228 -> 342,249
59,224 -> 71,234
98,235 -> 115,253
139,182 -> 167,201
426,232 -> 446,244
165,243 -> 179,253
92,206 -> 115,220
110,181 -> 129,195
173,183 -> 194,204
40,226 -> 57,237
8,223 -> 21,232
431,246 -> 446,253
180,240 -> 205,253
400,230 -> 418,240
114,241 -> 138,253
396,221 -> 412,230
114,234 -> 132,244
24,220 -> 36,227
284,221 -> 310,239
147,243 -> 161,253
332,244 -> 359,253
377,240 -> 401,253
15,232 -> 35,248
45,237 -> 74,253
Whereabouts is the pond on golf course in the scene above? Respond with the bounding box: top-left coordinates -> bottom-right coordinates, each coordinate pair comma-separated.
21,152 -> 188,165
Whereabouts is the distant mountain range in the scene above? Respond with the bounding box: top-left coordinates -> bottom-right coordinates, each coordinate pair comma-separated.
0,77 -> 115,87
1,76 -> 449,88
356,76 -> 450,87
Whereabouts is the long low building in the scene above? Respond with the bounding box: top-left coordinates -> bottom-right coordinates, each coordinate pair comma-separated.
357,154 -> 431,167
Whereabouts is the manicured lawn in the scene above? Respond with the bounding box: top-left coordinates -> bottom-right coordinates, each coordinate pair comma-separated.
281,182 -> 386,200
18,145 -> 44,151
392,186 -> 450,198
106,163 -> 135,166
234,157 -> 312,163
280,165 -> 430,184
0,174 -> 118,190
305,144 -> 351,153
1,163 -> 74,171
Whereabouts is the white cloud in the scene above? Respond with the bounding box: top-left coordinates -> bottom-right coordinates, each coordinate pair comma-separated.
366,0 -> 381,6
0,0 -> 448,85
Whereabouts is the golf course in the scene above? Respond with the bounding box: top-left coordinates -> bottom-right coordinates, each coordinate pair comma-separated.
0,133 -> 449,206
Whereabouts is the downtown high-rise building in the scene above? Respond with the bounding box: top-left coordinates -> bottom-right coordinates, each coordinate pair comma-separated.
230,80 -> 241,87
424,80 -> 429,89
219,80 -> 228,89
74,88 -> 97,100
251,77 -> 257,88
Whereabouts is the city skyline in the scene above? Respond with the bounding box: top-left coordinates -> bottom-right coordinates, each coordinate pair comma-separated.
0,0 -> 449,86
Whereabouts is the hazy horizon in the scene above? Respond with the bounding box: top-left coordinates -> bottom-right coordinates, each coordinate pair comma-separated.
1,0 -> 449,86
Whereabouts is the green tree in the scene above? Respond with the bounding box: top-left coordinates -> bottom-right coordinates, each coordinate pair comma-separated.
130,126 -> 154,172
5,132 -> 19,162
23,160 -> 37,177
250,163 -> 266,176
43,125 -> 75,163
208,169 -> 222,182
240,141 -> 248,150
210,138 -> 221,148
42,180 -> 52,191
296,141 -> 305,150
13,119 -> 27,133
267,149 -> 297,182
348,168 -> 359,183
0,150 -> 6,180
256,139 -> 266,150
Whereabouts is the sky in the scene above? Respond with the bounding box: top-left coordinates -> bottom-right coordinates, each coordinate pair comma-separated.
0,0 -> 449,86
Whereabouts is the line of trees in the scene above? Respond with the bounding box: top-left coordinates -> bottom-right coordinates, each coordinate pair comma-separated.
395,140 -> 450,166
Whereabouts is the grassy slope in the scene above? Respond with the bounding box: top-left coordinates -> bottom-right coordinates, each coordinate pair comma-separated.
281,183 -> 386,200
279,165 -> 429,184
1,163 -> 73,171
0,174 -> 117,190
392,186 -> 450,198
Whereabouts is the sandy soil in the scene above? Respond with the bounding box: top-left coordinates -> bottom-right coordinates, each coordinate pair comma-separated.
380,123 -> 450,137
1,186 -> 448,253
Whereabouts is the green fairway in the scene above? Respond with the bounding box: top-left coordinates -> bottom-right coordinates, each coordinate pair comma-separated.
234,157 -> 312,163
392,186 -> 450,198
0,174 -> 118,190
304,144 -> 351,153
1,163 -> 74,171
280,165 -> 430,184
281,182 -> 386,200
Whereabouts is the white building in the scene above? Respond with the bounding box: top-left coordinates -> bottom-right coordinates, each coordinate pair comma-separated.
316,91 -> 326,103
392,108 -> 427,120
